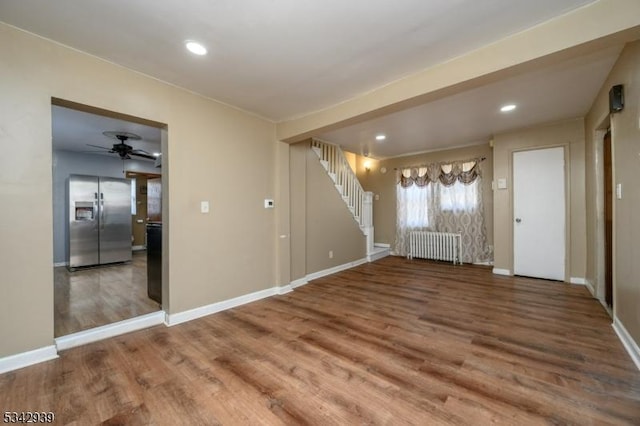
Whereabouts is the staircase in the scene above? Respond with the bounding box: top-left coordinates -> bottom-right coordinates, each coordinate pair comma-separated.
311,139 -> 380,258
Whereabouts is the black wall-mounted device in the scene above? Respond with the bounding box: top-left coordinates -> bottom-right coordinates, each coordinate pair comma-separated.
609,84 -> 624,113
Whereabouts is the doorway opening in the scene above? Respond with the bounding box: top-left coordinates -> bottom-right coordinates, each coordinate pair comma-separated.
51,98 -> 166,338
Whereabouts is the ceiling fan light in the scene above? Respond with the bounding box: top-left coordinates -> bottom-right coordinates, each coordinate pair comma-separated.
500,104 -> 517,112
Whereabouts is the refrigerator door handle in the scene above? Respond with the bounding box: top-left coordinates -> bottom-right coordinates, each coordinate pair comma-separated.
100,192 -> 105,229
94,193 -> 99,229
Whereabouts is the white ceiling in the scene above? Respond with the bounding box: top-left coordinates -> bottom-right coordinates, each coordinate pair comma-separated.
2,0 -> 624,159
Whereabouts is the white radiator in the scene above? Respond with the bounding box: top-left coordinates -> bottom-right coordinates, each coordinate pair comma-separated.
408,231 -> 462,265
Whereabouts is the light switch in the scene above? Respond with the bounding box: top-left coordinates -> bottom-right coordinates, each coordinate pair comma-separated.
200,201 -> 209,213
616,183 -> 622,200
374,194 -> 380,201
497,178 -> 507,189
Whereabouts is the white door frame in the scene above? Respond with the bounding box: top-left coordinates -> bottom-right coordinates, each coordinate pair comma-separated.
510,144 -> 570,282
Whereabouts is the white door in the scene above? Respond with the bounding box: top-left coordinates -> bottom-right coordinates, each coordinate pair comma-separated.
513,147 -> 565,281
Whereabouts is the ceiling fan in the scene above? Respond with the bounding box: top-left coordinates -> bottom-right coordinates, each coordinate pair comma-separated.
87,131 -> 156,160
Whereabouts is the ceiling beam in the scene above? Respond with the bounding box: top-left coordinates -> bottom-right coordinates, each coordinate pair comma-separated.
276,0 -> 640,143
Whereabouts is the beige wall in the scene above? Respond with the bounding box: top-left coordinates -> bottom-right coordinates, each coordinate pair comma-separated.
0,23 -> 277,358
290,142 -> 366,280
289,143 -> 308,281
492,119 -> 586,281
585,40 -> 640,343
353,144 -> 493,253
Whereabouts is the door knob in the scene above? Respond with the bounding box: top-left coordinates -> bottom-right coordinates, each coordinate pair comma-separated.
515,218 -> 522,223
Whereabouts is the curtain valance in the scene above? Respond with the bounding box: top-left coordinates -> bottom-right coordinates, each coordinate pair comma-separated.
398,159 -> 481,188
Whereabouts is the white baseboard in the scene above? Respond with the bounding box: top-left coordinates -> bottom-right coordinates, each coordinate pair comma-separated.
0,345 -> 58,375
132,245 -> 146,251
570,277 -> 586,285
165,286 -> 289,327
374,243 -> 391,248
55,311 -> 165,351
612,317 -> 640,371
53,261 -> 67,267
290,257 -> 369,289
306,258 -> 368,282
584,279 -> 596,297
290,277 -> 309,289
492,268 -> 511,276
367,248 -> 390,262
277,284 -> 293,295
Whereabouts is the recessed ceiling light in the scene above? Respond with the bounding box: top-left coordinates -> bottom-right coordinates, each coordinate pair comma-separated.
185,41 -> 207,56
375,134 -> 386,141
500,104 -> 517,112
153,152 -> 161,157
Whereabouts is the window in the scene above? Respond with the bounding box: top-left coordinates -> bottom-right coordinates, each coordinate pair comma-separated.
399,183 -> 430,228
395,159 -> 490,263
440,180 -> 479,212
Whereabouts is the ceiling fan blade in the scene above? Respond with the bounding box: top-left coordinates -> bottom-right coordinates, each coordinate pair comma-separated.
86,143 -> 111,150
130,151 -> 156,160
79,150 -> 117,155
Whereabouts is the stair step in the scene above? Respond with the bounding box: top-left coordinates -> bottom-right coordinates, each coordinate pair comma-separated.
311,146 -> 322,158
328,172 -> 337,182
320,160 -> 329,170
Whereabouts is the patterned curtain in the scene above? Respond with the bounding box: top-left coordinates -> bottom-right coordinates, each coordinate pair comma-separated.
395,159 -> 491,263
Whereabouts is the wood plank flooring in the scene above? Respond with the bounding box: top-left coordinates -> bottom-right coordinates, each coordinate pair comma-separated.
54,251 -> 160,337
4,256 -> 640,424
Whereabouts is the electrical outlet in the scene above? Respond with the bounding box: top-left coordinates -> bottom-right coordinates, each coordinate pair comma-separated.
200,201 -> 209,213
329,250 -> 333,259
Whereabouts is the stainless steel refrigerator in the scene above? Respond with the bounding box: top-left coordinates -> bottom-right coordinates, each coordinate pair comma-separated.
67,174 -> 132,269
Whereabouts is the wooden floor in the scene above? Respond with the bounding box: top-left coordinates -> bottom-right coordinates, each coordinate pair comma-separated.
5,256 -> 640,424
54,251 -> 160,337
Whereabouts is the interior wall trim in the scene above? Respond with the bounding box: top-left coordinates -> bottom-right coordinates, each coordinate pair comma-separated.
290,278 -> 309,288
613,316 -> 640,371
492,268 -> 511,276
569,277 -> 586,285
585,279 -> 596,297
165,286 -> 288,327
55,311 -> 165,351
367,247 -> 390,262
0,345 -> 58,375
305,258 -> 368,282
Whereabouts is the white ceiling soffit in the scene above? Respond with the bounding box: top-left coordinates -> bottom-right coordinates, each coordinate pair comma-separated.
319,44 -> 622,159
0,0 -> 597,122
